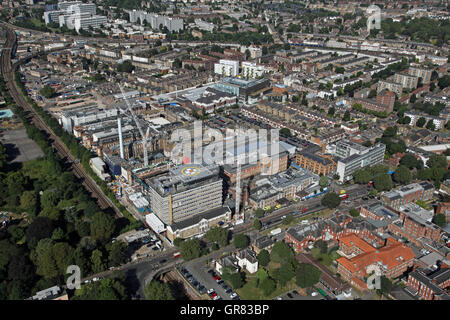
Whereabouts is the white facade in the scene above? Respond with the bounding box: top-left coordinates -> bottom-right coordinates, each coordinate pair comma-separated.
214,59 -> 239,77
241,61 -> 264,78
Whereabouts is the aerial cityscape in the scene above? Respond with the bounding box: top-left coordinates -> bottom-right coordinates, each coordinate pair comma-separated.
0,0 -> 449,304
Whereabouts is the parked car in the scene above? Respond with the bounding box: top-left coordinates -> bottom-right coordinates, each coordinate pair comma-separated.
207,288 -> 215,295
230,292 -> 238,299
213,275 -> 221,281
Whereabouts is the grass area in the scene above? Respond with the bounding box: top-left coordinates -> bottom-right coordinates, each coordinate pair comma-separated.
415,200 -> 432,210
237,271 -> 299,300
310,247 -> 341,267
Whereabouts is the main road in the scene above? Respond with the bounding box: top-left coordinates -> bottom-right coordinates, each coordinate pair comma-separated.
1,24 -> 123,218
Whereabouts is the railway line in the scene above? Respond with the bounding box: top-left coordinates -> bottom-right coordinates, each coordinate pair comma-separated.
1,25 -> 123,218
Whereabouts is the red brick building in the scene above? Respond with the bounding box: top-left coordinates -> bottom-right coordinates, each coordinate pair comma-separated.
336,238 -> 415,291
436,202 -> 450,223
407,268 -> 450,300
376,89 -> 396,110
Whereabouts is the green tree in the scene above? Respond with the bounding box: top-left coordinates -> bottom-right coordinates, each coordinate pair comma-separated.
393,165 -> 412,185
20,190 -> 38,216
253,219 -> 262,230
427,154 -> 447,169
204,227 -> 229,247
426,119 -> 436,131
39,85 -> 56,98
259,277 -> 276,296
343,110 -> 351,121
416,117 -> 426,127
223,271 -> 244,289
273,261 -> 296,287
373,173 -> 393,191
280,128 -> 291,137
179,239 -> 201,261
400,153 -> 418,169
144,280 -> 174,300
321,192 -> 342,209
257,249 -> 270,267
314,240 -> 328,254
434,214 -> 446,227
117,60 -> 135,73
73,276 -> 127,300
255,208 -> 265,218
233,234 -> 249,249
107,240 -> 128,267
319,176 -> 329,188
353,169 -> 371,184
270,241 -> 294,264
90,212 -> 115,243
349,208 -> 360,217
33,238 -> 59,279
91,249 -> 107,274
378,276 -> 393,296
295,263 -> 321,288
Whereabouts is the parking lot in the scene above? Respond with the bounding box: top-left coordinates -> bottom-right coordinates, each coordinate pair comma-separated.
179,264 -> 240,301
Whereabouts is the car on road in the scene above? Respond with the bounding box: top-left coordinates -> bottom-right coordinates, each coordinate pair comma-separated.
213,275 -> 221,281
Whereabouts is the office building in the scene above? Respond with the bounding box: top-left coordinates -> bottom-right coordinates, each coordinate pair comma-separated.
295,152 -> 336,176
214,77 -> 271,103
336,142 -> 386,183
147,164 -> 223,225
381,181 -> 434,210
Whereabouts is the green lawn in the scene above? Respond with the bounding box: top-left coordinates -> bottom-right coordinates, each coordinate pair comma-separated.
310,247 -> 341,267
236,273 -> 299,300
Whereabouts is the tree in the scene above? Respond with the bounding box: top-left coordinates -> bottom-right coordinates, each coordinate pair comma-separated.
26,217 -> 55,245
20,191 -> 38,216
33,239 -> 59,279
379,276 -> 393,296
373,173 -> 393,191
73,276 -> 127,300
353,169 -> 371,184
416,117 -> 426,127
319,176 -> 329,188
426,119 -> 436,131
204,227 -> 229,247
117,60 -> 135,73
39,85 -> 56,98
434,214 -> 446,228
107,240 -> 128,267
273,261 -> 296,287
259,277 -> 276,296
233,234 -> 249,249
400,154 -> 418,169
314,240 -> 328,254
393,165 -> 412,185
349,208 -> 359,217
91,249 -> 107,274
253,219 -> 262,230
295,263 -> 321,288
280,128 -> 291,137
255,208 -> 264,218
270,241 -> 294,264
144,280 -> 174,300
343,110 -> 351,121
179,239 -> 201,261
90,212 -> 115,243
427,154 -> 447,169
257,249 -> 270,267
223,271 -> 244,289
321,192 -> 341,209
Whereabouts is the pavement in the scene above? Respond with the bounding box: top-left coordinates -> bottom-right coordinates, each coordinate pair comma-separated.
0,128 -> 44,163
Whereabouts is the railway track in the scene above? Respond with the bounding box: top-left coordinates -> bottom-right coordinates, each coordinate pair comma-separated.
1,25 -> 123,218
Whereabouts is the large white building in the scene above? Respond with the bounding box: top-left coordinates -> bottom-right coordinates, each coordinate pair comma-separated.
127,10 -> 183,32
44,2 -> 107,32
241,61 -> 264,78
335,140 -> 386,183
214,59 -> 239,77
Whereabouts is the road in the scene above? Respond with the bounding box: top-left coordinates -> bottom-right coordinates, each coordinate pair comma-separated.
1,23 -> 123,218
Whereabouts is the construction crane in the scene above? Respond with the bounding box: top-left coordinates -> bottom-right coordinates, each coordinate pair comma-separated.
118,85 -> 151,167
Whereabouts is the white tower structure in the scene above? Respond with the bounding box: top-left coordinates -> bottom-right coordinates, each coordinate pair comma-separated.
117,116 -> 125,159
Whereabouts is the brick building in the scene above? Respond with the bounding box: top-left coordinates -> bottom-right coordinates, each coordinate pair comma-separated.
295,152 -> 336,176
376,89 -> 396,110
406,267 -> 450,300
336,238 -> 415,291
